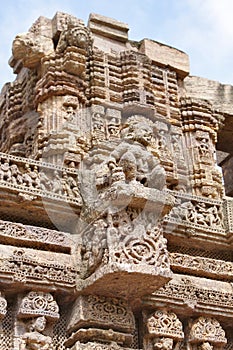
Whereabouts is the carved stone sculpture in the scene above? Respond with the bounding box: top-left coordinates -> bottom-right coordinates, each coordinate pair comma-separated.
0,9 -> 233,350
19,316 -> 53,350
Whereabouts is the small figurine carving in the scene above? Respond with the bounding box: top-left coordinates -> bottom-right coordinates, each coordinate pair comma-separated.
199,343 -> 213,350
0,159 -> 11,182
153,337 -> 173,350
19,316 -> 53,350
108,116 -> 166,190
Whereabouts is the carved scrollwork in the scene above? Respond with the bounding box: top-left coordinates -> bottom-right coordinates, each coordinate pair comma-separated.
113,223 -> 170,270
18,291 -> 59,320
147,310 -> 184,340
188,317 -> 227,346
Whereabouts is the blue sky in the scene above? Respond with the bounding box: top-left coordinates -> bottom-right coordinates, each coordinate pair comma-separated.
1,0 -> 233,90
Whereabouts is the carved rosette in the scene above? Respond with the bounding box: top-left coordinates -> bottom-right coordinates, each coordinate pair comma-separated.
18,291 -> 59,320
0,292 -> 7,319
146,310 -> 184,340
188,317 -> 227,346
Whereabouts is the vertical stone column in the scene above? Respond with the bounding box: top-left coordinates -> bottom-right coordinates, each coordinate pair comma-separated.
180,97 -> 224,198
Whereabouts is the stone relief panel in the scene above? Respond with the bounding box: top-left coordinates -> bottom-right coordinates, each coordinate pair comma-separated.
166,194 -> 224,230
0,247 -> 76,288
144,276 -> 233,318
0,152 -> 82,205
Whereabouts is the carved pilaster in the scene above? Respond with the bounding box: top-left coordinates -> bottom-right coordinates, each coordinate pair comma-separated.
180,97 -> 224,199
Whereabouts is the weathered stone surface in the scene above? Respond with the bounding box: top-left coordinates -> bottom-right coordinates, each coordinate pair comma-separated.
139,39 -> 190,78
0,10 -> 233,350
88,13 -> 129,42
184,75 -> 233,115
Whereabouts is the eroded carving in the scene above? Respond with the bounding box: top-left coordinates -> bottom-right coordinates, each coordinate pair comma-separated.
188,317 -> 227,348
18,291 -> 59,320
144,310 -> 184,350
19,316 -> 53,350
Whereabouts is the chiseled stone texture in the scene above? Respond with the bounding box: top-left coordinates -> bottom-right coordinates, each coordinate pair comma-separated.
0,10 -> 233,350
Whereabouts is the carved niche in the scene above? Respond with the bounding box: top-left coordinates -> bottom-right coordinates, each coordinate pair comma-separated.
16,291 -> 60,350
144,310 -> 184,350
188,317 -> 227,350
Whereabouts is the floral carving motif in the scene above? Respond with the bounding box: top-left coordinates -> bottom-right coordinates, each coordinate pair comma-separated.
147,310 -> 184,339
86,295 -> 134,328
189,317 -> 227,345
113,224 -> 169,270
18,291 -> 59,320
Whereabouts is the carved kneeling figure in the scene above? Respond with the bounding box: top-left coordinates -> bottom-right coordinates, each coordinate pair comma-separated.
20,316 -> 53,350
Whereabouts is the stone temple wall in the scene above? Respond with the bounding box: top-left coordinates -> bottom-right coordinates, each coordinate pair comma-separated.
0,11 -> 232,350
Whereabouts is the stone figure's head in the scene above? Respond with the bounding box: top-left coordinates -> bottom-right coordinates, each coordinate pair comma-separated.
125,116 -> 154,146
67,27 -> 89,49
153,337 -> 173,350
199,342 -> 213,350
30,316 -> 47,332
